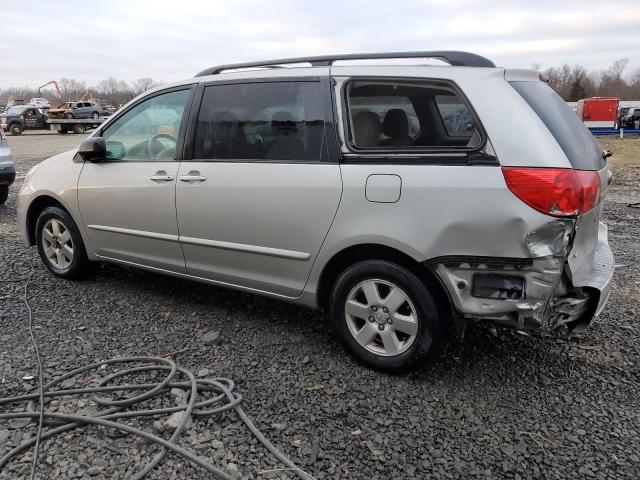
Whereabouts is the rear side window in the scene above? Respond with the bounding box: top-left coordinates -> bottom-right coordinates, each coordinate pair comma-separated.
346,80 -> 481,151
434,95 -> 475,137
510,81 -> 604,171
193,82 -> 325,162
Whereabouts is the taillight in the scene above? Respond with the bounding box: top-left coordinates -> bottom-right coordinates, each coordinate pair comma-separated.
502,167 -> 600,217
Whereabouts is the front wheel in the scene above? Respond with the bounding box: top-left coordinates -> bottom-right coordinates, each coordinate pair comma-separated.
330,260 -> 441,372
9,124 -> 23,136
36,206 -> 92,279
91,112 -> 99,120
0,186 -> 8,205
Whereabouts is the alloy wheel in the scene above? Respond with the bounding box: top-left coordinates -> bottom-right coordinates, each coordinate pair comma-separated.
345,279 -> 419,356
41,219 -> 74,270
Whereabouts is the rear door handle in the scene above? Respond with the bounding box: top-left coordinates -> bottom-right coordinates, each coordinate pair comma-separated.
179,175 -> 207,182
150,174 -> 174,182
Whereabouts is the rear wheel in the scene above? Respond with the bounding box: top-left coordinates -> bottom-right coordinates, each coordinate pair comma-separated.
72,124 -> 85,134
0,186 -> 8,205
9,124 -> 23,136
64,113 -> 74,119
330,260 -> 441,372
36,206 -> 92,279
91,112 -> 99,120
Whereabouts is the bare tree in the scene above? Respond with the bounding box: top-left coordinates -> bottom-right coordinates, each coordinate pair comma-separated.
539,58 -> 640,100
131,78 -> 160,96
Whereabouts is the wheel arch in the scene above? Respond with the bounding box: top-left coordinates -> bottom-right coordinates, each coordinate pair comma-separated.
315,243 -> 454,328
25,194 -> 71,245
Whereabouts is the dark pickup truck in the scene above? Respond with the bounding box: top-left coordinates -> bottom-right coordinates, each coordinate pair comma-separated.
0,105 -> 47,135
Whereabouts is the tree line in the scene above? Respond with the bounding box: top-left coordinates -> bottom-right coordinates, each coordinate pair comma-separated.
538,58 -> 639,101
0,77 -> 161,107
2,58 -> 640,106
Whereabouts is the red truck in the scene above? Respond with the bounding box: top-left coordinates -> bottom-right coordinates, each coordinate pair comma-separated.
576,97 -> 619,128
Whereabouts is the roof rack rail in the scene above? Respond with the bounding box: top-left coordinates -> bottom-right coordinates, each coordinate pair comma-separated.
195,51 -> 495,77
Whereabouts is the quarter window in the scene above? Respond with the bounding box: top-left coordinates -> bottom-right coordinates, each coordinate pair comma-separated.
347,81 -> 481,150
193,82 -> 325,162
101,89 -> 190,161
434,95 -> 475,137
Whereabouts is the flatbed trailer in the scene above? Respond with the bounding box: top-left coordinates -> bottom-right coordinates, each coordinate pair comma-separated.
46,117 -> 108,135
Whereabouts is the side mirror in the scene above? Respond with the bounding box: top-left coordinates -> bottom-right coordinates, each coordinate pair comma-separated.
78,137 -> 107,162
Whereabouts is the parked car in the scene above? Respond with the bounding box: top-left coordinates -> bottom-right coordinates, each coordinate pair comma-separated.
617,106 -> 630,128
16,51 -> 614,371
0,126 -> 15,205
47,101 -> 107,120
620,107 -> 640,129
29,97 -> 51,109
0,105 -> 47,135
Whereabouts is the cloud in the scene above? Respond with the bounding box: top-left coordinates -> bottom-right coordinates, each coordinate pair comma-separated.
1,0 -> 639,88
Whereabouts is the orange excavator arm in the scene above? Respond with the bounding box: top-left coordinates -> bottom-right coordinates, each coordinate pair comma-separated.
38,81 -> 62,99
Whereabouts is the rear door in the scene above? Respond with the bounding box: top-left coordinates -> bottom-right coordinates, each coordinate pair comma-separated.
176,79 -> 341,297
75,102 -> 89,118
77,86 -> 194,272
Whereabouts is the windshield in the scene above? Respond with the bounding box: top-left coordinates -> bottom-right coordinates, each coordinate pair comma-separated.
5,106 -> 27,115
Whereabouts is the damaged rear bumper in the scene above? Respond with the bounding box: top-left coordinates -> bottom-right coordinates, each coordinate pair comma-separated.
430,221 -> 614,333
573,223 -> 614,318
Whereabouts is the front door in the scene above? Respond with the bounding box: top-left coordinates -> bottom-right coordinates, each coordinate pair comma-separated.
176,80 -> 341,297
77,87 -> 193,272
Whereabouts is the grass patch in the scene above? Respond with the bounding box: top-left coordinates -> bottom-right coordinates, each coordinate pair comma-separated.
595,137 -> 640,169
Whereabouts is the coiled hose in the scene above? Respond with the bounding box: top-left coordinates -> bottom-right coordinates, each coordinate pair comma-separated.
0,357 -> 314,480
0,255 -> 314,479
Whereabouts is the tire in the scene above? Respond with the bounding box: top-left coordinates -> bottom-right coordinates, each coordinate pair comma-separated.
91,112 -> 99,120
64,113 -> 74,119
72,124 -> 85,134
0,186 -> 8,205
35,206 -> 92,279
9,124 -> 23,136
330,260 -> 441,372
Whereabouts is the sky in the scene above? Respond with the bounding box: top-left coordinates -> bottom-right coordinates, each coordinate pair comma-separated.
2,0 -> 640,88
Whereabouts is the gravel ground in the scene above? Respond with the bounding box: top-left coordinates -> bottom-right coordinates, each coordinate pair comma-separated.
0,133 -> 639,479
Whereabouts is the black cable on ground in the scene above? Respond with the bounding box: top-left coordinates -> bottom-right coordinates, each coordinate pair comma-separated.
22,266 -> 43,480
0,270 -> 314,479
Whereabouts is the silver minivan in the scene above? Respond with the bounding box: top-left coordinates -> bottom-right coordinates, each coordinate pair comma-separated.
17,51 -> 614,371
0,126 -> 14,204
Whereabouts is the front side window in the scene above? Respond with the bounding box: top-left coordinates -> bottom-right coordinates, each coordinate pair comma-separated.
101,89 -> 190,161
347,81 -> 481,150
193,82 -> 325,162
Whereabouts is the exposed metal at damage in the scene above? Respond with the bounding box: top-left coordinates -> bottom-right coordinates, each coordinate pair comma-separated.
524,219 -> 574,257
429,219 -> 613,333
